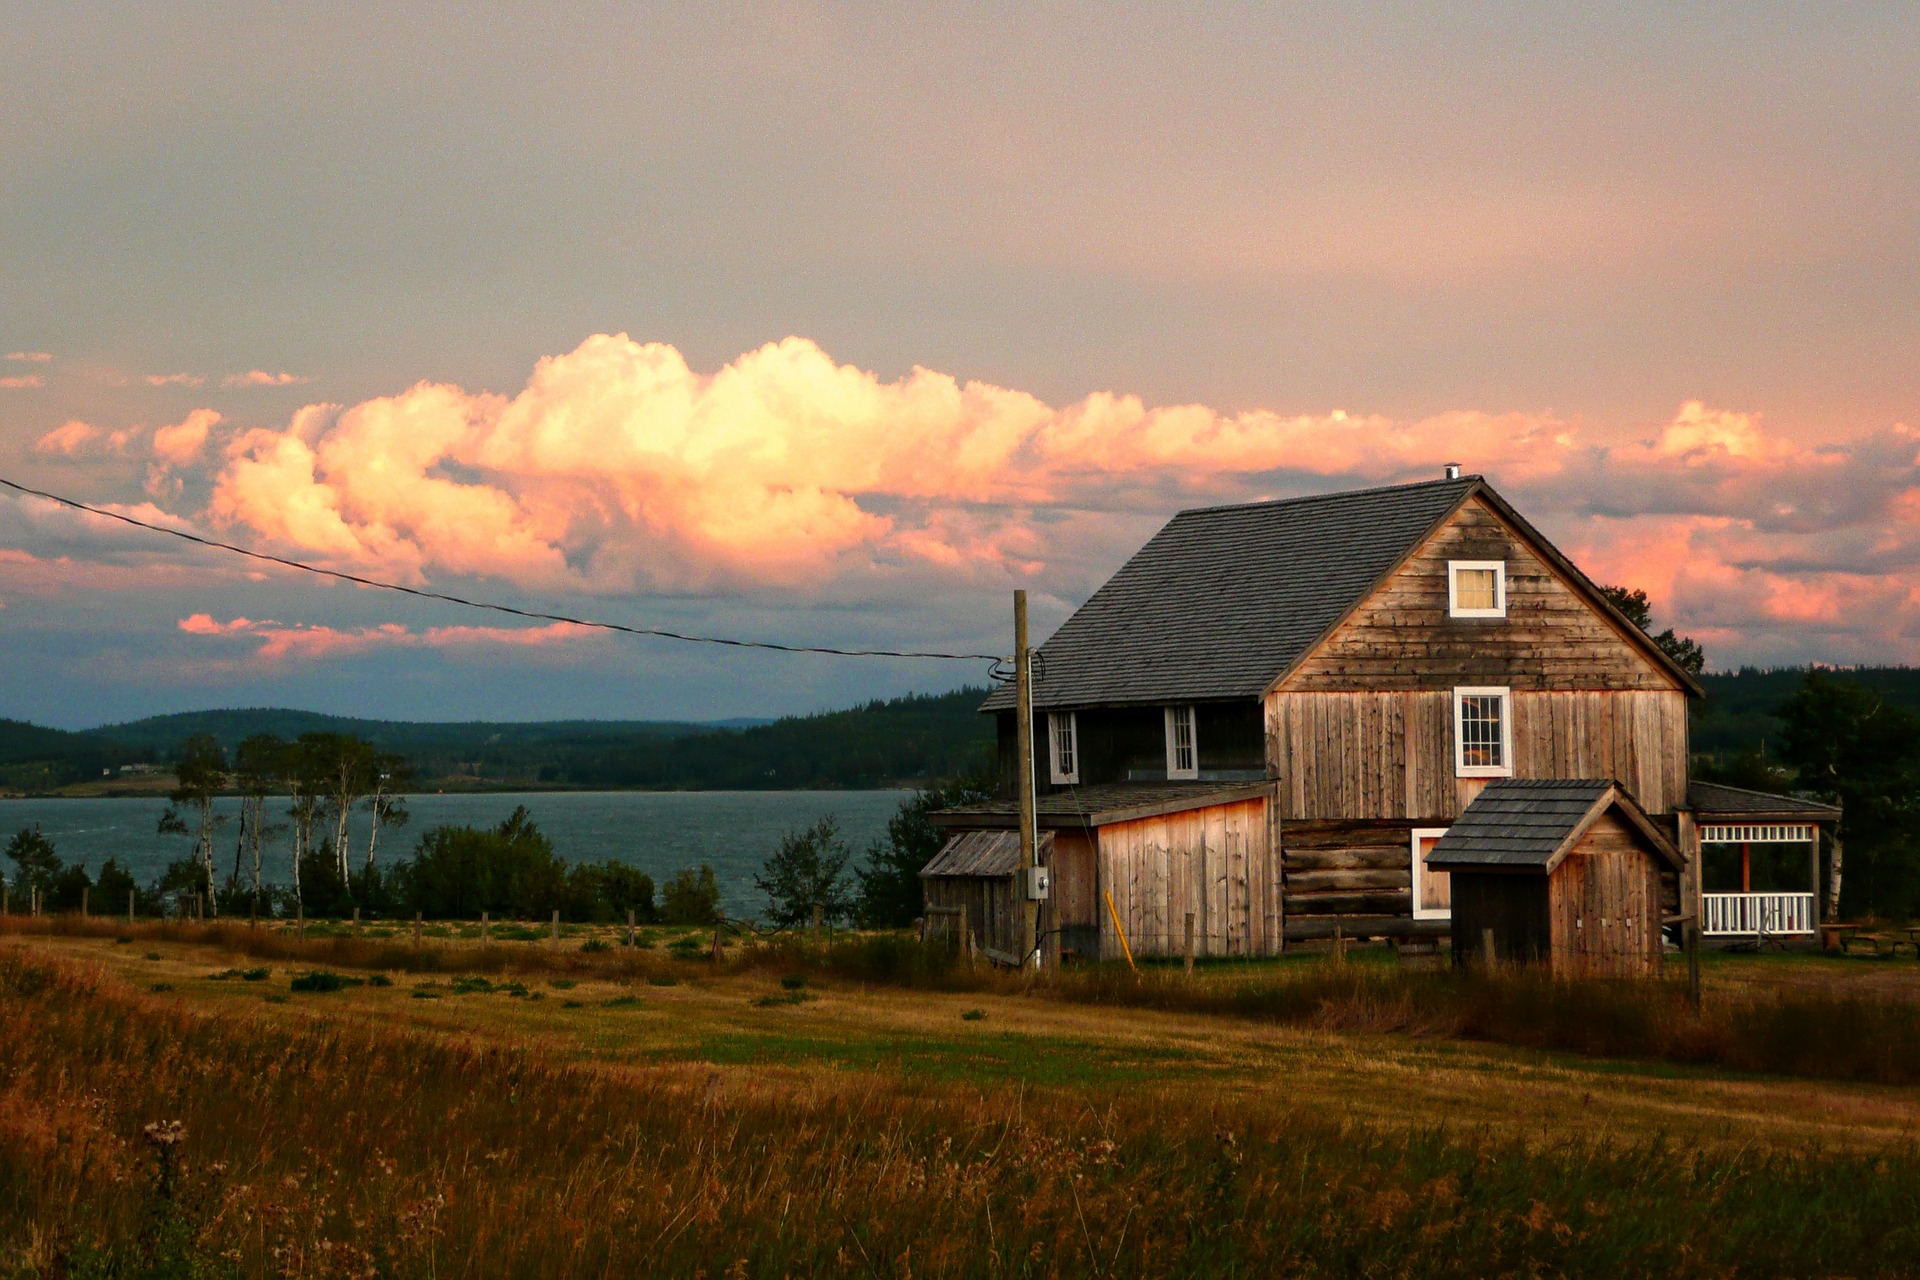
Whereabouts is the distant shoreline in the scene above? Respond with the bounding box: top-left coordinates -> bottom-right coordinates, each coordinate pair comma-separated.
1,781 -> 922,801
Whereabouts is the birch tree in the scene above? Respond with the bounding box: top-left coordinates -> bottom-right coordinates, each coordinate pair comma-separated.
158,735 -> 228,915
363,753 -> 412,873
233,734 -> 284,917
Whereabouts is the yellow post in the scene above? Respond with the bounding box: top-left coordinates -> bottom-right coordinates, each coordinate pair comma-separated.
1103,889 -> 1137,972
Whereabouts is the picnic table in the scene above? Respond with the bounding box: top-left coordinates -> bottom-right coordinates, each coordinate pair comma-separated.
1820,922 -> 1867,953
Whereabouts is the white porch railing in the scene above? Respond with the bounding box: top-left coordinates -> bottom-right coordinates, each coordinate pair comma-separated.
1702,892 -> 1817,937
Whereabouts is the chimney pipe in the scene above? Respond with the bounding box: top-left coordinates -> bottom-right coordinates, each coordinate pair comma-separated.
1444,462 -> 1462,480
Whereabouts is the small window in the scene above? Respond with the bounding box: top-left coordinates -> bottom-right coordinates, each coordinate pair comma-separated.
1448,560 -> 1506,618
1164,705 -> 1197,780
1453,687 -> 1513,777
1412,827 -> 1451,920
1048,712 -> 1079,785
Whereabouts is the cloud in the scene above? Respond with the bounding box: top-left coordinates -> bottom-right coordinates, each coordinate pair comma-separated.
24,332 -> 1920,669
174,614 -> 591,663
0,375 -> 44,389
144,372 -> 206,388
222,370 -> 310,387
33,419 -> 140,457
5,352 -> 52,363
151,409 -> 221,466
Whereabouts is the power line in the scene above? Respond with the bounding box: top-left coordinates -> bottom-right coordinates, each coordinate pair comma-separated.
0,475 -> 1005,663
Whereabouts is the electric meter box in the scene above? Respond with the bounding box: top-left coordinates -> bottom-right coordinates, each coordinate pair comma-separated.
1021,865 -> 1052,901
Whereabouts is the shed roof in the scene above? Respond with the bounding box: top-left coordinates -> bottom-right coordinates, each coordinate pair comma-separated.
935,780 -> 1273,830
919,829 -> 1055,879
980,475 -> 1700,711
1687,780 -> 1840,820
1426,778 -> 1682,874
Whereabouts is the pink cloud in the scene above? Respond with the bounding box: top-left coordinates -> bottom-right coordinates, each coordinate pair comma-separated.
222,370 -> 310,388
20,331 -> 1913,670
6,352 -> 52,363
34,420 -> 103,455
151,409 -> 221,466
173,614 -> 590,664
0,375 -> 44,389
145,372 -> 206,388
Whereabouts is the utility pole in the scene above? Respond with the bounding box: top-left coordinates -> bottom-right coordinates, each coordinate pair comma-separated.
1015,591 -> 1039,970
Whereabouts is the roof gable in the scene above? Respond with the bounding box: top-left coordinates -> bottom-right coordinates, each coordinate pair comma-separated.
1427,778 -> 1682,873
981,477 -> 1475,710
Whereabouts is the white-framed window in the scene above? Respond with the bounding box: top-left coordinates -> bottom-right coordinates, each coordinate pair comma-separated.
1048,711 -> 1079,785
1447,560 -> 1506,618
1411,827 -> 1452,920
1164,705 -> 1197,780
1452,686 -> 1513,777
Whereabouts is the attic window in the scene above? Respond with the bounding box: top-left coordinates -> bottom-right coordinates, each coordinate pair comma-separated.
1164,705 -> 1197,780
1448,560 -> 1506,618
1048,712 -> 1079,785
1453,687 -> 1513,778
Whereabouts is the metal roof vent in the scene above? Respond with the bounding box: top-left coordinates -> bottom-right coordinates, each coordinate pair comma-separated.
1444,462 -> 1462,480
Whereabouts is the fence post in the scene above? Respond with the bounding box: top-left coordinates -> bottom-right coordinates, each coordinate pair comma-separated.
1332,925 -> 1345,966
129,890 -> 136,924
811,904 -> 823,942
481,910 -> 490,947
352,906 -> 361,935
551,909 -> 560,950
296,902 -> 305,941
1184,912 -> 1195,976
81,886 -> 88,919
1687,919 -> 1702,1012
1480,927 -> 1497,969
960,904 -> 972,966
2,883 -> 8,915
413,911 -> 423,947
626,908 -> 636,948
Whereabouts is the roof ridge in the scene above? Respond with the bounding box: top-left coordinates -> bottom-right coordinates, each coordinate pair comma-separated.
1171,474 -> 1478,519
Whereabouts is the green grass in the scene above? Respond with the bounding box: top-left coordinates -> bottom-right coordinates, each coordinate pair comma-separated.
8,946 -> 1920,1277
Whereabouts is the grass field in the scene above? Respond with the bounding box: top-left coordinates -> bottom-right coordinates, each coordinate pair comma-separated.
5,920 -> 1920,1277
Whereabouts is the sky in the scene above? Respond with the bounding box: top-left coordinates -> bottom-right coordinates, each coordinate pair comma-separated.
2,3 -> 1917,729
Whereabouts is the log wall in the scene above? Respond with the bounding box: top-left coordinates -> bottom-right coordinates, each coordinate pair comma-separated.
1095,798 -> 1279,959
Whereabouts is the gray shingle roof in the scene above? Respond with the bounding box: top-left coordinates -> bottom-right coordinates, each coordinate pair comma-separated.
1688,780 -> 1840,819
981,476 -> 1476,710
1426,778 -> 1681,873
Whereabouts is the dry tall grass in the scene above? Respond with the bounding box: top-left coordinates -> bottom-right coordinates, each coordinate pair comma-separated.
4,947 -> 1920,1278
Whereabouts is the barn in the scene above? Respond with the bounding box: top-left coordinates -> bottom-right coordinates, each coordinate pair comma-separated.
1426,778 -> 1683,976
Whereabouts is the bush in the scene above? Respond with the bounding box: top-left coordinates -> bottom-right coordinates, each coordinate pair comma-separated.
755,818 -> 855,928
661,866 -> 721,925
289,971 -> 363,993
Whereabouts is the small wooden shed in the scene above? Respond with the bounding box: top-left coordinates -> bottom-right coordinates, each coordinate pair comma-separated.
1427,779 -> 1682,977
920,830 -> 1054,965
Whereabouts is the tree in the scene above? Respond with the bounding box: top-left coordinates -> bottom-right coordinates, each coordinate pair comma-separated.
231,734 -> 285,918
158,735 -> 227,914
660,866 -> 722,926
96,858 -> 138,917
855,777 -> 993,927
754,817 -> 855,928
392,806 -> 565,919
304,733 -> 378,886
5,827 -> 60,902
1598,585 -> 1706,676
1776,670 -> 1920,920
362,753 -> 412,873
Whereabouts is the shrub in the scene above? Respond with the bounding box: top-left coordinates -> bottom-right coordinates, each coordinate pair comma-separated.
289,971 -> 363,993
660,866 -> 721,925
855,777 -> 992,927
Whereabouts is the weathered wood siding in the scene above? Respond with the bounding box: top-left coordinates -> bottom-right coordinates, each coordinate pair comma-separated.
922,875 -> 1018,959
1095,799 -> 1279,958
1450,874 -> 1552,963
1263,492 -> 1689,837
1285,496 -> 1675,692
1047,829 -> 1100,957
1281,819 -> 1413,935
1548,811 -> 1664,977
1265,689 -> 1688,820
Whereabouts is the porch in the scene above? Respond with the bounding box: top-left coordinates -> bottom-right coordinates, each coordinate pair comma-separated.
1685,783 -> 1841,941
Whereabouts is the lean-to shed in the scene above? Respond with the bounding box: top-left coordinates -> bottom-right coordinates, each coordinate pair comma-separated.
1426,779 -> 1682,977
919,830 -> 1054,964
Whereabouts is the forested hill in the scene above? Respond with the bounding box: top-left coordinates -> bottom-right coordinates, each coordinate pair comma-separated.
0,688 -> 996,792
1691,667 -> 1920,757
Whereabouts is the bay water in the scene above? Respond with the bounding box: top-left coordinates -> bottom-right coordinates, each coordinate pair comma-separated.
0,790 -> 910,918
